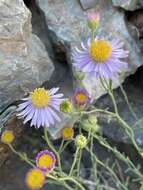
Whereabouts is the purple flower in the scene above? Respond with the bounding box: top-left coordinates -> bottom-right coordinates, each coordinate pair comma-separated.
17,87 -> 64,128
73,88 -> 91,106
36,150 -> 56,172
73,38 -> 129,79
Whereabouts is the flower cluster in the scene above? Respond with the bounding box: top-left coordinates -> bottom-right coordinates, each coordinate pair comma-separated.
25,149 -> 56,190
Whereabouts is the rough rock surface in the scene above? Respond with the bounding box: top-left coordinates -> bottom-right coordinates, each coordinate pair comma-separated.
79,0 -> 98,10
112,0 -> 143,10
0,0 -> 54,112
36,0 -> 143,100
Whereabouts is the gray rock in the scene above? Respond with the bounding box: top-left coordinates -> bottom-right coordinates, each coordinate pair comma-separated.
139,0 -> 143,6
112,0 -> 143,10
36,0 -> 142,100
112,0 -> 138,10
79,0 -> 98,10
0,0 -> 54,112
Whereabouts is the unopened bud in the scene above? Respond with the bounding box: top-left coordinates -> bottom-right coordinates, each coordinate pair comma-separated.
75,134 -> 87,149
81,115 -> 100,134
87,11 -> 100,30
60,99 -> 72,113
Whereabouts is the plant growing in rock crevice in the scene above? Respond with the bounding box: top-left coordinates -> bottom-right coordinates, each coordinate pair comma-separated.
1,10 -> 143,190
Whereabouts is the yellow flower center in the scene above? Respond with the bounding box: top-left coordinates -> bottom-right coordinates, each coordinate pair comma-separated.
31,88 -> 50,108
62,127 -> 74,139
76,93 -> 87,103
25,168 -> 45,190
90,40 -> 112,62
1,130 -> 14,144
38,154 -> 54,168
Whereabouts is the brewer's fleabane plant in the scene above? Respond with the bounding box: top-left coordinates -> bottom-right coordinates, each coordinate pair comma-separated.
1,10 -> 143,190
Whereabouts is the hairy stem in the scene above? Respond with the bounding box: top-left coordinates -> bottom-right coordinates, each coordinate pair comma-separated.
8,144 -> 34,167
44,128 -> 63,174
119,84 -> 138,120
69,147 -> 80,176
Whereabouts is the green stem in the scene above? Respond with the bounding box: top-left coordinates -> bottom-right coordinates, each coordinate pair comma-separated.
90,135 -> 97,179
47,174 -> 75,190
8,144 -> 34,167
102,80 -> 142,156
76,149 -> 82,177
48,174 -> 85,190
120,84 -> 138,120
100,77 -> 119,115
58,139 -> 65,154
80,108 -> 116,117
44,128 -> 62,174
133,117 -> 143,129
99,77 -> 108,91
108,80 -> 119,115
64,183 -> 75,190
86,147 -> 128,190
93,135 -> 143,181
60,140 -> 72,153
59,177 -> 85,190
108,90 -> 119,115
116,115 -> 142,155
69,147 -> 80,176
80,107 -> 142,155
91,29 -> 95,41
83,107 -> 143,157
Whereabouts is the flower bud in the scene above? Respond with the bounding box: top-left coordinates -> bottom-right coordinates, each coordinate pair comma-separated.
81,115 -> 100,134
87,11 -> 100,30
75,134 -> 87,149
60,99 -> 72,113
61,126 -> 74,140
73,88 -> 91,107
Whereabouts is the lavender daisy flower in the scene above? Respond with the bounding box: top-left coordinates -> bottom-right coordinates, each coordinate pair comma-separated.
73,87 -> 91,106
17,87 -> 64,128
73,38 -> 129,79
36,150 -> 56,171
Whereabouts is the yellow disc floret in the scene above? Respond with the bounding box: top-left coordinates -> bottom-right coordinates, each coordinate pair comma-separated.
76,93 -> 87,103
38,154 -> 54,168
62,126 -> 74,139
1,130 -> 14,144
31,88 -> 50,108
25,168 -> 45,190
90,40 -> 112,62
